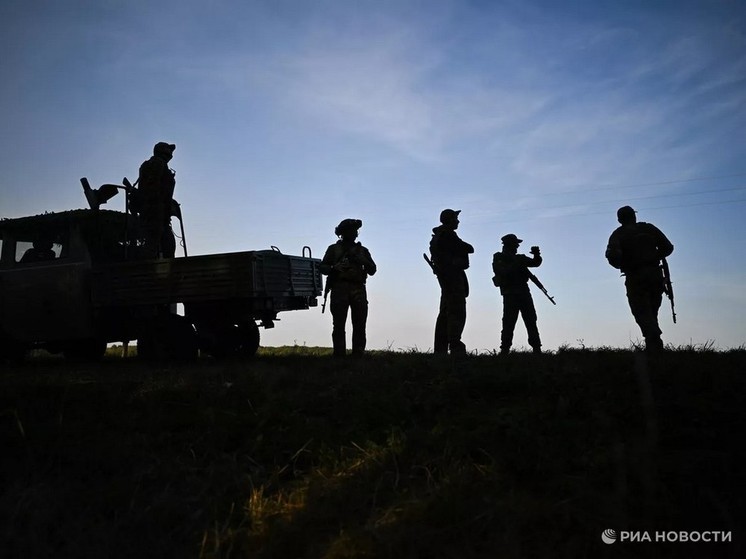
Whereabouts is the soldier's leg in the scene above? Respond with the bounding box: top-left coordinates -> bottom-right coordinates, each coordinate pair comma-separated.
434,293 -> 449,354
350,287 -> 369,355
446,292 -> 467,353
160,224 -> 176,258
330,289 -> 350,357
626,285 -> 661,348
142,219 -> 163,259
647,286 -> 665,350
500,295 -> 519,352
521,293 -> 542,352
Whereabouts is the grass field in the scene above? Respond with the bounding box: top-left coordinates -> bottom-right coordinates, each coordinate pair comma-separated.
1,346 -> 744,558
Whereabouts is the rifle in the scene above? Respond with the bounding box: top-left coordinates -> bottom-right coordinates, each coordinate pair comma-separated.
527,271 -> 556,305
661,257 -> 676,323
423,253 -> 436,274
321,278 -> 331,313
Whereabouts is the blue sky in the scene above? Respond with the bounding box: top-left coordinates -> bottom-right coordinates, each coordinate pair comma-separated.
1,0 -> 744,351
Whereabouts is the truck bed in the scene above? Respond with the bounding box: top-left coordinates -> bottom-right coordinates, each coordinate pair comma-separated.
91,250 -> 322,308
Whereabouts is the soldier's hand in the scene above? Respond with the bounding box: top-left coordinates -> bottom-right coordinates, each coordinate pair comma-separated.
530,245 -> 540,255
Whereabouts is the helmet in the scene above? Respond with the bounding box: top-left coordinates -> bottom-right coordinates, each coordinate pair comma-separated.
439,209 -> 461,223
501,233 -> 522,245
335,218 -> 362,236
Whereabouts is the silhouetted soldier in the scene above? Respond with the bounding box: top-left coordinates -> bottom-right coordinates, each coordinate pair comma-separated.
20,238 -> 56,263
320,219 -> 377,357
138,142 -> 177,259
430,209 -> 474,355
606,206 -> 674,351
492,234 -> 543,354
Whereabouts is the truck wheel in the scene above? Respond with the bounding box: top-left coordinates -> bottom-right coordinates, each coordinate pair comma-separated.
63,339 -> 107,362
199,321 -> 260,358
138,315 -> 198,361
236,321 -> 260,357
0,336 -> 26,365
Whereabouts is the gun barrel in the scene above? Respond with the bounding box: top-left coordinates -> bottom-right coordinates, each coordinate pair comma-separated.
528,272 -> 556,304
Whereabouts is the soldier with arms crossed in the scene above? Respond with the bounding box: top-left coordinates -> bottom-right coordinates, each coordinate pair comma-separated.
430,209 -> 474,355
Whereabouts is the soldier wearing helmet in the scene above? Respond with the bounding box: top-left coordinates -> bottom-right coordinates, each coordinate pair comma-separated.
606,206 -> 674,351
492,233 -> 543,354
320,218 -> 377,357
429,209 -> 474,355
138,142 -> 177,259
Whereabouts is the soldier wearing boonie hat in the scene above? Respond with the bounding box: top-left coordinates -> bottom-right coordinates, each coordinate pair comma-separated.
320,218 -> 377,357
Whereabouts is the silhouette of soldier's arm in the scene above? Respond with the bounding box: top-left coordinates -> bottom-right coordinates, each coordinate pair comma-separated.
647,224 -> 674,259
320,245 -> 337,275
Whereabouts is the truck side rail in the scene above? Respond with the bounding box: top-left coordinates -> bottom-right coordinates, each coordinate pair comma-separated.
91,250 -> 322,307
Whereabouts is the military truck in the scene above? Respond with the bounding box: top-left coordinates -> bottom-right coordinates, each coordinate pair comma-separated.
0,180 -> 322,362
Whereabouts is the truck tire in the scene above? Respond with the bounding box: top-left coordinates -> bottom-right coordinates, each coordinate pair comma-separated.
63,339 -> 107,362
0,334 -> 26,365
137,314 -> 198,361
235,321 -> 260,357
198,321 -> 260,358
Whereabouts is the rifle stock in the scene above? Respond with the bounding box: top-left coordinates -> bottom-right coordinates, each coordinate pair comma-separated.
423,253 -> 436,274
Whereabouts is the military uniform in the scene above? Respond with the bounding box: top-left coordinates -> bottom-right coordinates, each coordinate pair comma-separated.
493,234 -> 542,353
138,142 -> 176,259
606,206 -> 674,351
430,209 -> 474,354
321,220 -> 377,357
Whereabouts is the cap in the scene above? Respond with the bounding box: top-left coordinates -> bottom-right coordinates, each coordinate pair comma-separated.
501,233 -> 523,245
153,142 -> 176,155
617,205 -> 636,222
440,209 -> 461,223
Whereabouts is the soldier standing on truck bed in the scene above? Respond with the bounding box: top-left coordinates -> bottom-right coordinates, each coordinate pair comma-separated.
320,219 -> 377,358
138,142 -> 177,259
605,205 -> 674,352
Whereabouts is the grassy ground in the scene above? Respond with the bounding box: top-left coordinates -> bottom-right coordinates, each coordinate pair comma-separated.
1,347 -> 744,558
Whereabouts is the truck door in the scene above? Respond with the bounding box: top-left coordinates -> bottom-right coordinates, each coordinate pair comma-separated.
0,239 -> 95,343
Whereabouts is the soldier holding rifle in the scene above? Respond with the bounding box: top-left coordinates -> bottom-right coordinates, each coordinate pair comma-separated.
492,233 -> 548,354
138,141 -> 177,259
320,219 -> 377,358
605,206 -> 674,352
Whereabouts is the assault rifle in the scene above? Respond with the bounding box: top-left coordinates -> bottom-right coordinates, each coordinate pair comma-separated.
321,279 -> 331,313
527,271 -> 556,305
661,257 -> 676,323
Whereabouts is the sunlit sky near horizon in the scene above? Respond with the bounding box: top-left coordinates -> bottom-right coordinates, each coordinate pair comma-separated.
1,0 -> 744,351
